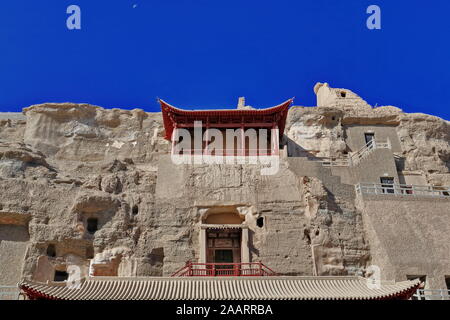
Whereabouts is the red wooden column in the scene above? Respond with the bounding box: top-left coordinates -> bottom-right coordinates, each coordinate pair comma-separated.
171,124 -> 177,155
205,117 -> 210,156
240,118 -> 245,157
271,124 -> 279,156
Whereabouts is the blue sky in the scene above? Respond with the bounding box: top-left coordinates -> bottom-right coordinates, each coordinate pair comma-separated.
0,0 -> 449,120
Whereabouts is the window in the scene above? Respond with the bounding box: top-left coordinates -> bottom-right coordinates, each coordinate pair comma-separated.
380,177 -> 395,194
86,246 -> 94,259
132,205 -> 139,215
46,244 -> 56,257
364,133 -> 375,147
54,270 -> 69,282
403,185 -> 413,195
87,218 -> 98,234
214,249 -> 233,264
256,217 -> 264,228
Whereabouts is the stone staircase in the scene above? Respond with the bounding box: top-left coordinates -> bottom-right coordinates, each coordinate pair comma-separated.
306,139 -> 392,169
348,140 -> 391,167
286,140 -> 393,208
287,157 -> 356,205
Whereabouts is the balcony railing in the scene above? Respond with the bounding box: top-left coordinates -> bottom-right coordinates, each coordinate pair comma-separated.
412,289 -> 450,300
355,183 -> 450,198
297,140 -> 390,168
171,148 -> 278,157
0,286 -> 20,300
171,262 -> 277,277
318,155 -> 350,167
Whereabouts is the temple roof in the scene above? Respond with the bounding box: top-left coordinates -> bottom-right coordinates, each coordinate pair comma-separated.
19,276 -> 420,300
159,99 -> 293,140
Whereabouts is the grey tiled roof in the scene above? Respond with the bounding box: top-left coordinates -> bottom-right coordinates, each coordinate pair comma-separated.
0,112 -> 25,120
19,276 -> 420,300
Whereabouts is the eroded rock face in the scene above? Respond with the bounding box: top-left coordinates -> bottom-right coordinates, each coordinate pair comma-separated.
22,103 -> 167,163
0,84 -> 448,284
0,143 -> 53,179
397,114 -> 450,185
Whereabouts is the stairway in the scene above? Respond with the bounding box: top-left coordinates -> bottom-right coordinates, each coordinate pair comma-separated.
287,157 -> 356,205
349,140 -> 390,166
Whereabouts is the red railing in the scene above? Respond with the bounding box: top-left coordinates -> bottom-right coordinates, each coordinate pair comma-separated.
171,149 -> 278,157
171,262 -> 277,277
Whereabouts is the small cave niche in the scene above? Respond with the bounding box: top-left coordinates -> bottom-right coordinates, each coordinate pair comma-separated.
256,217 -> 264,228
54,270 -> 69,282
148,247 -> 164,267
46,244 -> 56,257
86,245 -> 95,259
340,91 -> 346,98
132,205 -> 139,216
87,218 -> 98,234
303,229 -> 311,245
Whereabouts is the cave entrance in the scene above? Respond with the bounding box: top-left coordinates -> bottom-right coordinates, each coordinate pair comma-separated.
206,228 -> 241,265
54,270 -> 69,282
199,207 -> 250,265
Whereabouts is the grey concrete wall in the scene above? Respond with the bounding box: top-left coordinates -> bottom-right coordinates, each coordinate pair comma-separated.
398,172 -> 428,185
358,195 -> 450,291
344,125 -> 402,153
331,148 -> 400,185
0,113 -> 25,121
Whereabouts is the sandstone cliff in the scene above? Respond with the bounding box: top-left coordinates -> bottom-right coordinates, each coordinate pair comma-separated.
0,84 -> 448,284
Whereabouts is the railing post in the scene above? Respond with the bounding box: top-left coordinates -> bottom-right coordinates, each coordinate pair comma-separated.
205,121 -> 210,156
172,261 -> 279,277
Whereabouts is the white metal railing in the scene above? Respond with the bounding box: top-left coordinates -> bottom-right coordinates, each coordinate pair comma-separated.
318,155 -> 350,167
300,155 -> 350,167
349,139 -> 391,166
298,140 -> 391,168
412,289 -> 450,300
0,286 -> 20,300
355,183 -> 450,198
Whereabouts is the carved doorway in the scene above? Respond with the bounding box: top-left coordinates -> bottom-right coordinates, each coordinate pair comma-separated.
206,228 -> 241,264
